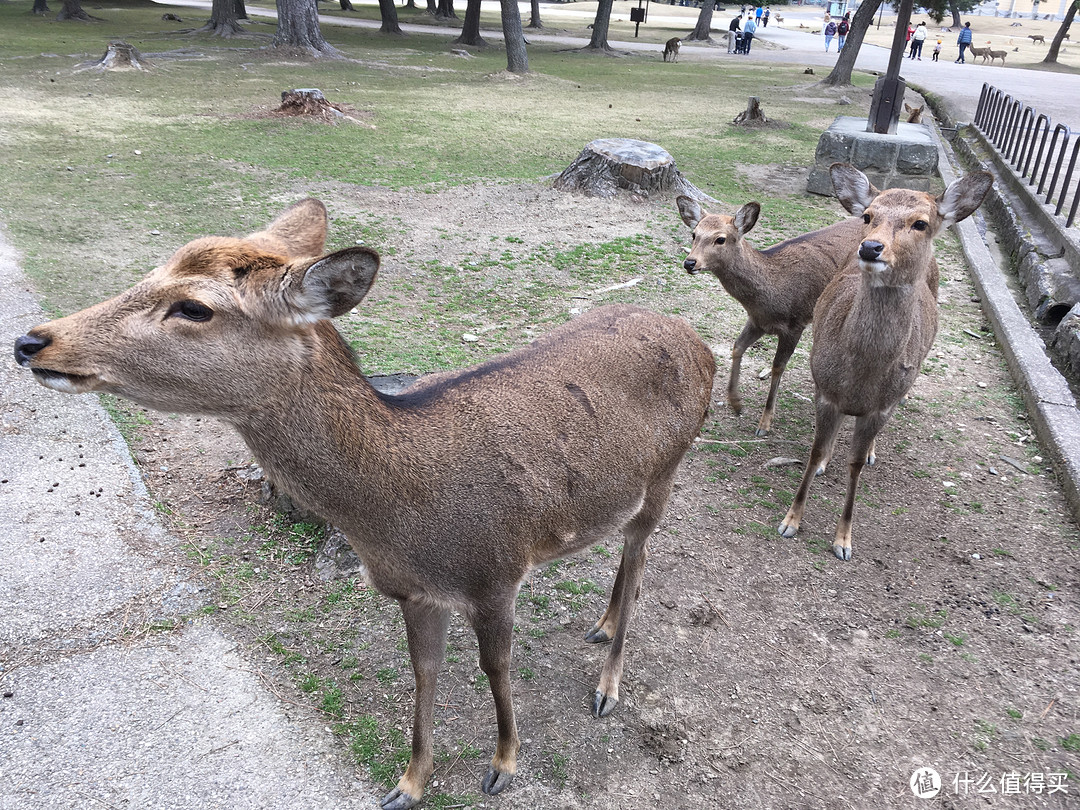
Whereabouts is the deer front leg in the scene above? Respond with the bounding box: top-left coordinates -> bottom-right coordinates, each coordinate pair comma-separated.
833,412 -> 889,561
381,600 -> 452,810
728,321 -> 766,419
473,602 -> 520,796
756,329 -> 803,437
779,397 -> 842,538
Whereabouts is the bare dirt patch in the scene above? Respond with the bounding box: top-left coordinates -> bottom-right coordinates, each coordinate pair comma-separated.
121,180 -> 1080,809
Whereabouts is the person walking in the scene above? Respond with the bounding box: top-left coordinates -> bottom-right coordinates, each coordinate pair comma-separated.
755,5 -> 763,23
743,14 -> 757,53
837,13 -> 849,52
956,21 -> 973,63
932,38 -> 942,61
762,6 -> 770,27
728,13 -> 742,53
909,21 -> 927,59
823,15 -> 837,52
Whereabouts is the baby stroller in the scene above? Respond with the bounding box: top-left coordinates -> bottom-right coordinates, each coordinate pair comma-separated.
734,32 -> 748,54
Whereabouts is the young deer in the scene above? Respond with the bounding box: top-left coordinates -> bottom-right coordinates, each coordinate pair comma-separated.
663,36 -> 682,62
778,164 -> 992,561
14,200 -> 716,810
677,195 -> 863,436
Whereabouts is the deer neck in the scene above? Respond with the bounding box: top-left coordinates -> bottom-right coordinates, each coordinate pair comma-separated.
716,243 -> 772,301
845,275 -> 926,362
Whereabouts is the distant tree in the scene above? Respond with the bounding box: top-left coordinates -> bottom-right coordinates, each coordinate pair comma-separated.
587,0 -> 614,50
1044,0 -> 1077,63
339,0 -> 355,11
56,0 -> 98,20
819,0 -> 883,86
32,0 -> 51,15
377,0 -> 402,32
272,0 -> 341,56
434,0 -> 456,20
199,0 -> 245,36
454,0 -> 487,45
501,0 -> 528,71
425,0 -> 435,13
527,0 -> 542,30
919,0 -> 980,27
684,1 -> 716,42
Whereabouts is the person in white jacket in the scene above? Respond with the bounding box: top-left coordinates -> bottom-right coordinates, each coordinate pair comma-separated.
909,21 -> 928,60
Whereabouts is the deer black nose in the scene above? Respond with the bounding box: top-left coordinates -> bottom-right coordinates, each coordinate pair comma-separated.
859,241 -> 884,261
683,258 -> 697,273
14,333 -> 51,367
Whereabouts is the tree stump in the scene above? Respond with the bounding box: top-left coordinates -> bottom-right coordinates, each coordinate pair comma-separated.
274,88 -> 347,122
75,41 -> 152,72
733,96 -> 768,125
553,138 -> 708,200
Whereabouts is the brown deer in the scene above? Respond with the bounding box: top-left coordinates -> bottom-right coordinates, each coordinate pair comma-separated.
663,36 -> 682,62
13,200 -> 715,810
1029,34 -> 1046,44
777,164 -> 992,561
984,48 -> 1007,65
677,196 -> 863,436
903,102 -> 925,123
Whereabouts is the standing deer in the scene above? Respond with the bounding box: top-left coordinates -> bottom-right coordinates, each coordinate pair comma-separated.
663,36 -> 682,62
677,196 -> 863,436
777,164 -> 993,561
13,199 -> 716,810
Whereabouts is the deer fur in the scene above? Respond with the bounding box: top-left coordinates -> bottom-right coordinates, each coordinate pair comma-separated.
13,199 -> 716,810
663,36 -> 681,62
903,102 -> 925,124
677,195 -> 863,436
777,164 -> 993,561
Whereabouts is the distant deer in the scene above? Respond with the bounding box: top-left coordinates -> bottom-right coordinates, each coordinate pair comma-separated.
903,102 -> 925,123
14,200 -> 715,810
984,48 -> 1007,65
663,36 -> 682,62
777,164 -> 992,561
1029,34 -> 1046,44
677,196 -> 863,436
967,44 -> 990,60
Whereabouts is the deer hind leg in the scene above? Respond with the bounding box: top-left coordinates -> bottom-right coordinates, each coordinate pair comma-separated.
473,600 -> 521,796
833,412 -> 889,560
729,321 -> 766,418
381,600 -> 452,810
756,329 -> 802,437
591,477 -> 673,718
779,398 -> 842,538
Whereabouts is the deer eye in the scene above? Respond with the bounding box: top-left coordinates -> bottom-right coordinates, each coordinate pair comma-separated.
167,300 -> 214,322
862,213 -> 872,225
912,220 -> 929,231
714,236 -> 726,246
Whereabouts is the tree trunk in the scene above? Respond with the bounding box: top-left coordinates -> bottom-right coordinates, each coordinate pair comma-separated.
454,0 -> 487,46
198,0 -> 244,37
1044,0 -> 1077,63
587,0 -> 614,50
501,0 -> 528,72
527,0 -> 542,30
32,0 -> 50,15
554,139 -> 706,199
339,0 -> 354,10
685,1 -> 715,42
234,0 -> 249,20
273,0 -> 341,56
56,0 -> 95,21
404,0 -> 416,7
378,0 -> 402,33
425,0 -> 435,13
434,0 -> 456,20
733,96 -> 767,124
819,0 -> 882,86
949,1 -> 961,29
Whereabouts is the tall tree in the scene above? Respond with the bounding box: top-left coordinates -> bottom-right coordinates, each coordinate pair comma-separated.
527,0 -> 542,30
434,0 -> 456,20
199,0 -> 245,36
1044,0 -> 1077,63
454,0 -> 487,46
820,0 -> 883,86
587,0 -> 614,51
56,0 -> 97,20
32,0 -> 51,15
919,0 -> 980,26
272,0 -> 341,56
425,0 -> 436,14
684,1 -> 715,42
377,0 -> 402,33
339,0 -> 355,11
501,0 -> 528,72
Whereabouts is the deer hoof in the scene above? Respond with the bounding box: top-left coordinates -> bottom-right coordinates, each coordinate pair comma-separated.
778,518 -> 799,538
592,690 -> 619,718
480,765 -> 515,796
833,544 -> 852,561
584,625 -> 611,644
380,787 -> 421,810
754,425 -> 771,438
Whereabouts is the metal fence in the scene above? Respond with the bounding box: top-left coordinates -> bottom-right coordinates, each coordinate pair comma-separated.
973,82 -> 1080,229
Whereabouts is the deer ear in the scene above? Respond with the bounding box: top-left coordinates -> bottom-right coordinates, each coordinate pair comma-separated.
287,247 -> 380,321
677,195 -> 703,230
247,198 -> 329,259
937,171 -> 993,230
831,163 -> 880,216
734,202 -> 760,235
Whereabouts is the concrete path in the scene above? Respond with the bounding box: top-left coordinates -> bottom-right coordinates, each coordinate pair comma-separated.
0,234 -> 375,810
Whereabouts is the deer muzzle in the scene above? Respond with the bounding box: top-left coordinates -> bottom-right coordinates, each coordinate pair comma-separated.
683,258 -> 700,274
858,240 -> 885,262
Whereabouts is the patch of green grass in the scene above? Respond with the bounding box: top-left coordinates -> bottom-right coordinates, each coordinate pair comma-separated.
906,604 -> 948,630
1005,708 -> 1023,720
375,667 -> 399,686
337,715 -> 411,788
1062,733 -> 1080,752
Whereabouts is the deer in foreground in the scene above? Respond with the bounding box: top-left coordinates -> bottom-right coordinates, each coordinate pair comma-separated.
903,102 -> 925,123
13,200 -> 716,810
677,195 -> 863,436
663,36 -> 682,62
777,164 -> 993,561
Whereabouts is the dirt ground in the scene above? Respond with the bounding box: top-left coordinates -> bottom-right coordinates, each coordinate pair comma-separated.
123,177 -> 1080,809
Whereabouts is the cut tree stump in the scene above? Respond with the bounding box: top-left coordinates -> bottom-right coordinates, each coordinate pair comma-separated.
553,138 -> 710,200
733,96 -> 768,125
75,41 -> 152,72
274,88 -> 349,123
